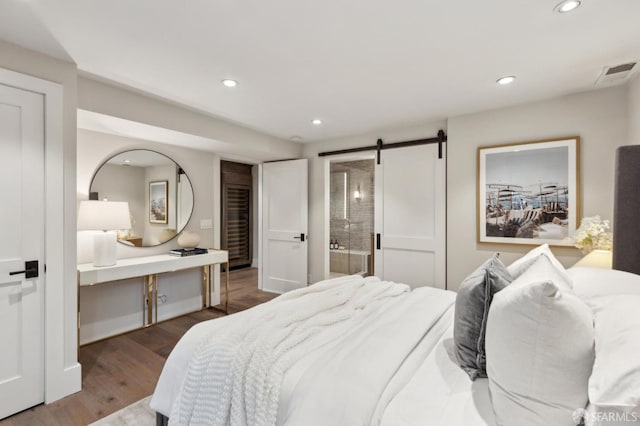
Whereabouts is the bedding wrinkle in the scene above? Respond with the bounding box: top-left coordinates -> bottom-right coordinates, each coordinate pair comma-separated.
283,287 -> 456,426
168,275 -> 411,426
380,325 -> 496,426
373,305 -> 456,424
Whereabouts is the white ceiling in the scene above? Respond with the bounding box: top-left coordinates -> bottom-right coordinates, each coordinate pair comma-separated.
3,0 -> 640,142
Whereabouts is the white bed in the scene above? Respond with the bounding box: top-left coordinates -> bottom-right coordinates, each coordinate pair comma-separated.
150,275 -> 496,426
151,263 -> 640,426
379,326 -> 495,426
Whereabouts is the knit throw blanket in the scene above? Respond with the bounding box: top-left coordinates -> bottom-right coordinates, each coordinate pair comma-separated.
168,275 -> 409,426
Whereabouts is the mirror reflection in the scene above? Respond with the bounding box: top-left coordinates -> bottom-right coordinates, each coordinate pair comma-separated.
90,150 -> 194,247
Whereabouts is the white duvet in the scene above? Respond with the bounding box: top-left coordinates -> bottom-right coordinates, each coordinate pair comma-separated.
150,275 -> 495,426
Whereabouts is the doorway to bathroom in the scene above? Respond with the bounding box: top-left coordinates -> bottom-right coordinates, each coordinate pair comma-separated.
329,159 -> 375,278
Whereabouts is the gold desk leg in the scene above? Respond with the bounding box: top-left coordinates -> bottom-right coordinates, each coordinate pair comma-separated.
202,265 -> 209,309
208,264 -> 212,308
154,274 -> 158,324
225,261 -> 230,314
146,274 -> 155,327
142,277 -> 146,327
209,252 -> 230,315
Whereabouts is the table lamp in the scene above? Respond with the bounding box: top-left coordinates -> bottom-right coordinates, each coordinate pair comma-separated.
77,200 -> 132,267
572,249 -> 613,269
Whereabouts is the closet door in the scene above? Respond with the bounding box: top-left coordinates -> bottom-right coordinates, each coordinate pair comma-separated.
221,162 -> 253,268
374,144 -> 446,289
262,159 -> 308,293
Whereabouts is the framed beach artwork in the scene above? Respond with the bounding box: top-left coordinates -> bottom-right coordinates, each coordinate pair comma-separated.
477,137 -> 580,246
149,180 -> 169,224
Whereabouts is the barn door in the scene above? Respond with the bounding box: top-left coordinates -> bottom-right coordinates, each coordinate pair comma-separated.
374,144 -> 446,289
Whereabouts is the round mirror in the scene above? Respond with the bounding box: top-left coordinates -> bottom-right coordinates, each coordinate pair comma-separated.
90,150 -> 194,247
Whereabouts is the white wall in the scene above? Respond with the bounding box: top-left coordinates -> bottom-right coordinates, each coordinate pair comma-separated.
0,39 -> 80,401
302,121 -> 447,284
629,75 -> 640,145
447,85 -> 628,291
78,76 -> 302,162
77,128 -> 219,343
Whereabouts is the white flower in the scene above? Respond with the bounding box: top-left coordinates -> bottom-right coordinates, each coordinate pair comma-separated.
574,215 -> 613,254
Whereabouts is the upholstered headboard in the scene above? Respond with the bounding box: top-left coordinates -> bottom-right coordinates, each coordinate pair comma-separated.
613,145 -> 640,275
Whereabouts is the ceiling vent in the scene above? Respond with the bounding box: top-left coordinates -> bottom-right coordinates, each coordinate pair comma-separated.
596,62 -> 637,85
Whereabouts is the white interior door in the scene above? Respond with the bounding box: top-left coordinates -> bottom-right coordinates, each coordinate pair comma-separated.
262,159 -> 308,293
374,144 -> 446,289
0,84 -> 46,419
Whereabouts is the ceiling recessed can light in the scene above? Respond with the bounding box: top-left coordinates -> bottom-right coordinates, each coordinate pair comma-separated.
221,79 -> 238,87
312,119 -> 323,125
123,159 -> 131,164
290,135 -> 303,141
555,0 -> 581,13
496,76 -> 516,85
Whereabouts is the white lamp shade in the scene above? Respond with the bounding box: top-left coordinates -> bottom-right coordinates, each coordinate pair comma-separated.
77,200 -> 132,231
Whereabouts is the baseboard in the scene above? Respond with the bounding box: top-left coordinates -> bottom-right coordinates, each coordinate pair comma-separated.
45,362 -> 82,403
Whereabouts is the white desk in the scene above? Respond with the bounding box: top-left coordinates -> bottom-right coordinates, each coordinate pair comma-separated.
77,250 -> 229,343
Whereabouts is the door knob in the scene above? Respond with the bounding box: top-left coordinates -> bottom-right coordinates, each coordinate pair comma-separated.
9,260 -> 39,279
293,233 -> 305,242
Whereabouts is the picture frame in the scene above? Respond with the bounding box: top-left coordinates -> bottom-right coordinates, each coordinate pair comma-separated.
477,137 -> 580,246
149,180 -> 169,224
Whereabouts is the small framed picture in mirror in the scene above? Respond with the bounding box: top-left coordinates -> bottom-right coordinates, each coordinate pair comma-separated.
149,180 -> 169,224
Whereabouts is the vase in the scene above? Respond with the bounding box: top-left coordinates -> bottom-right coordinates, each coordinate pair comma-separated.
177,230 -> 200,249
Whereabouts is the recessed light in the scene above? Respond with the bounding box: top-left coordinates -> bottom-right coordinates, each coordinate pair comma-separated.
554,0 -> 581,13
312,119 -> 323,125
123,159 -> 131,164
221,79 -> 238,88
290,135 -> 303,141
496,76 -> 516,85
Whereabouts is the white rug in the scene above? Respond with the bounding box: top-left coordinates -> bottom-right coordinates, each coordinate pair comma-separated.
89,395 -> 155,426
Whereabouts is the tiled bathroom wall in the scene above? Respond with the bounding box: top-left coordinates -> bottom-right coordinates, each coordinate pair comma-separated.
330,159 -> 375,271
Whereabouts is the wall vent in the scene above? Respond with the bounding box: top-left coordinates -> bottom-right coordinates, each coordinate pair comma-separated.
596,62 -> 637,85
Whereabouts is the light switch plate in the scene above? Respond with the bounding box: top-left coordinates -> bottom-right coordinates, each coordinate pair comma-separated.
200,219 -> 213,229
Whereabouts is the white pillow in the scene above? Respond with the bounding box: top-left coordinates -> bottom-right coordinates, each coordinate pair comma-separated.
486,280 -> 594,426
507,244 -> 572,288
568,267 -> 640,301
511,252 -> 573,291
587,295 -> 640,420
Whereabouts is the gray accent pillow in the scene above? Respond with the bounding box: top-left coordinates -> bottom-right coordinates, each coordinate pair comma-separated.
453,253 -> 512,380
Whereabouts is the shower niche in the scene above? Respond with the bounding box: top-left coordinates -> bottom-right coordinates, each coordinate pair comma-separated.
329,159 -> 375,277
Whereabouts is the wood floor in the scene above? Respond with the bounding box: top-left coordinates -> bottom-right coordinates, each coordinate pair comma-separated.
1,267 -> 276,426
